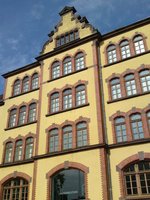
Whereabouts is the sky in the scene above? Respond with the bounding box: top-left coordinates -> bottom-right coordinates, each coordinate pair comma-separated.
0,0 -> 149,94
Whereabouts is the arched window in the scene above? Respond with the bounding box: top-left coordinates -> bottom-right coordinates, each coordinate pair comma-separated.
75,84 -> 86,106
51,61 -> 60,79
28,103 -> 36,122
51,169 -> 85,200
2,178 -> 29,200
107,44 -> 117,64
75,52 -> 85,70
133,35 -> 145,54
120,40 -> 131,59
123,161 -> 150,197
22,76 -> 29,93
18,106 -> 26,125
48,129 -> 59,153
114,117 -> 127,143
110,78 -> 122,100
124,74 -> 137,96
9,108 -> 17,128
25,137 -> 34,159
13,79 -> 21,96
31,73 -> 39,90
139,69 -> 150,92
4,142 -> 13,163
76,122 -> 88,147
14,140 -> 23,161
130,113 -> 144,140
147,111 -> 150,131
50,92 -> 59,113
63,89 -> 72,110
63,125 -> 72,150
63,57 -> 72,75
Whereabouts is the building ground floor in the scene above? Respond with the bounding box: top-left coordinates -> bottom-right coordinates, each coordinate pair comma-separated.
0,144 -> 149,200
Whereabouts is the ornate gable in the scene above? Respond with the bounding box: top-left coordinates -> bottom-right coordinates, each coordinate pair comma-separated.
41,6 -> 97,54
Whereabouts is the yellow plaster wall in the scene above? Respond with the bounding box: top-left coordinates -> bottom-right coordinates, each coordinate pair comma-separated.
35,149 -> 102,200
38,42 -> 100,155
4,66 -> 40,99
102,53 -> 150,144
100,24 -> 150,66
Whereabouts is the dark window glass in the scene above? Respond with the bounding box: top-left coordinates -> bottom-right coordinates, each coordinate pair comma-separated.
2,178 -> 28,200
110,78 -> 122,100
107,45 -> 117,63
14,140 -> 23,161
51,169 -> 85,200
75,52 -> 84,70
49,129 -> 59,153
9,109 -> 17,128
63,57 -> 72,75
130,114 -> 144,140
139,69 -> 150,92
25,137 -> 33,159
125,74 -> 137,96
76,85 -> 86,106
51,93 -> 59,113
133,35 -> 145,54
18,106 -> 26,125
4,142 -> 13,163
77,122 -> 87,147
22,77 -> 29,93
120,40 -> 131,59
147,111 -> 150,131
13,80 -> 21,96
52,61 -> 60,79
115,117 -> 127,142
28,103 -> 36,122
63,125 -> 72,150
63,89 -> 72,110
31,73 -> 39,90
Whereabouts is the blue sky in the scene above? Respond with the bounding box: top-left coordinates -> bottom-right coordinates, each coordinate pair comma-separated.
0,0 -> 149,94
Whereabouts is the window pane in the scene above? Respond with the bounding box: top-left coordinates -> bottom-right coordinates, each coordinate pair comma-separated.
52,62 -> 60,79
75,52 -> 84,70
25,138 -> 33,159
18,106 -> 26,125
2,178 -> 29,200
22,77 -> 29,93
52,169 -> 85,200
13,80 -> 21,96
28,103 -> 36,122
31,73 -> 39,90
63,57 -> 72,75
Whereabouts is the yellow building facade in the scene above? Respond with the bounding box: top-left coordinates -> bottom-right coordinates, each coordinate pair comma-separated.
0,6 -> 149,200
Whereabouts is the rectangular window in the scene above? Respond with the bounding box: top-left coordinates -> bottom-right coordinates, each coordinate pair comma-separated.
63,132 -> 72,150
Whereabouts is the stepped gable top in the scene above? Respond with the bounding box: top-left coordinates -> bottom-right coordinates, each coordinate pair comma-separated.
59,6 -> 76,16
41,6 -> 97,55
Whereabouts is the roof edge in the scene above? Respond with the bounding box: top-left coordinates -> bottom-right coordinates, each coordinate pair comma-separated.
2,61 -> 40,79
102,17 -> 150,40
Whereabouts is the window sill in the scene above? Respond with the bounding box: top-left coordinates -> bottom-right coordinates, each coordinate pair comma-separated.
107,91 -> 150,104
47,67 -> 88,83
104,50 -> 150,67
5,120 -> 37,131
9,87 -> 39,99
123,194 -> 150,199
108,138 -> 150,149
46,103 -> 90,117
0,158 -> 34,168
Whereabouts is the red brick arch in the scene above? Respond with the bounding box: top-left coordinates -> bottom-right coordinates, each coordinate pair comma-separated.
46,161 -> 89,200
116,152 -> 150,198
0,171 -> 31,199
